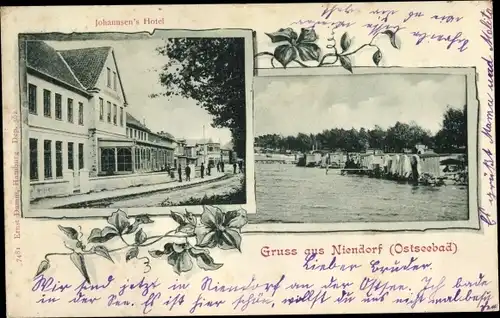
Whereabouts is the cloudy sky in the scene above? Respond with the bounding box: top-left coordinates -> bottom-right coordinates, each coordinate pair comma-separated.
254,74 -> 466,136
47,39 -> 232,145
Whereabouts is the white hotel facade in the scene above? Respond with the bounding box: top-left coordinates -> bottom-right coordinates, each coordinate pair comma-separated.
25,41 -> 177,201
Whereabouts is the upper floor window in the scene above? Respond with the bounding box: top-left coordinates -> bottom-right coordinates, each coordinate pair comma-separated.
55,93 -> 62,120
28,84 -> 37,114
107,67 -> 111,87
113,104 -> 117,125
113,71 -> 117,91
107,101 -> 111,123
43,89 -> 51,117
78,102 -> 84,125
99,98 -> 104,121
67,98 -> 73,123
119,107 -> 124,126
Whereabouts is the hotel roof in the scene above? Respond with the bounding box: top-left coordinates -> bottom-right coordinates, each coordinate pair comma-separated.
58,46 -> 111,89
26,41 -> 84,90
26,41 -> 128,104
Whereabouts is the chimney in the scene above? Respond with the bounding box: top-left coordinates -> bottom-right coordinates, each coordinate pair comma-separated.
142,117 -> 146,126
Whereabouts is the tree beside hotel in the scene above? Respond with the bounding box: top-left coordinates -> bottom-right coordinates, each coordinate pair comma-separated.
152,37 -> 247,159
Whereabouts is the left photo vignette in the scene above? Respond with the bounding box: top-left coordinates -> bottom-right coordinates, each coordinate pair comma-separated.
18,29 -> 256,218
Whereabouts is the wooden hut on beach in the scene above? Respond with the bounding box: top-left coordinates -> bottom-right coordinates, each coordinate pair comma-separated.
351,151 -> 465,186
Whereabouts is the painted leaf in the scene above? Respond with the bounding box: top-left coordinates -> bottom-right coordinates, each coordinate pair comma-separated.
265,28 -> 298,43
135,215 -> 154,224
339,55 -> 353,73
170,210 -> 187,226
382,30 -> 401,49
297,28 -> 317,43
135,229 -> 148,245
70,252 -> 90,284
185,209 -> 197,226
93,245 -> 114,263
197,231 -> 217,248
124,222 -> 139,234
194,225 -> 212,246
175,252 -> 193,275
274,45 -> 297,68
372,49 -> 382,66
189,248 -> 223,271
164,242 -> 175,255
35,260 -> 50,277
167,253 -> 177,268
173,242 -> 188,254
201,206 -> 224,228
148,250 -> 164,258
297,43 -> 321,62
87,226 -> 118,243
219,228 -> 242,251
125,247 -> 139,262
58,225 -> 79,240
340,33 -> 351,51
223,209 -> 248,229
177,224 -> 196,235
107,209 -> 130,234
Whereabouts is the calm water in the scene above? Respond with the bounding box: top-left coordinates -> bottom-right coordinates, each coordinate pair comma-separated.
253,163 -> 468,223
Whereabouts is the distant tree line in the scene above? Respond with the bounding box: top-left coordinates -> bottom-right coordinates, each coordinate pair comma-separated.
255,106 -> 467,154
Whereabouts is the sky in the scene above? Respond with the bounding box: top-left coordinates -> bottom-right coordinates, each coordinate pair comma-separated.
254,74 -> 466,137
47,39 -> 232,145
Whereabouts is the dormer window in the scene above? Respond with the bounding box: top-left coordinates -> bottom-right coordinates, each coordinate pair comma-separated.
113,71 -> 117,91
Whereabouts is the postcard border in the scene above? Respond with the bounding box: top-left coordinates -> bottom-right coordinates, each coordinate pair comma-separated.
244,66 -> 480,233
18,29 -> 256,218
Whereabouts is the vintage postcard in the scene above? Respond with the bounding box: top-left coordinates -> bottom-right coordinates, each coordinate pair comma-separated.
2,2 -> 498,316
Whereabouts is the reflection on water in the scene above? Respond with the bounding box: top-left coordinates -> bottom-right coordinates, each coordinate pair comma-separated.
253,164 -> 468,223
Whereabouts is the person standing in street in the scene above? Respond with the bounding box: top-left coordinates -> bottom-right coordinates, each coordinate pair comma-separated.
238,160 -> 243,173
185,165 -> 191,181
207,163 -> 211,176
200,162 -> 205,179
233,162 -> 237,174
177,164 -> 182,182
216,162 -> 220,173
221,161 -> 225,173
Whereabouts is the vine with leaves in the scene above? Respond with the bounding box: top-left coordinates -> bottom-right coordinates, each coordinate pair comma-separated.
254,27 -> 401,72
35,206 -> 248,283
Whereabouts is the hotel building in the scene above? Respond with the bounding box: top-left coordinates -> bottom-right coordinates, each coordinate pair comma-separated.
25,41 -> 176,200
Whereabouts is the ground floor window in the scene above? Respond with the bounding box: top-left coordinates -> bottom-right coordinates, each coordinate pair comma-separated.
101,148 -> 115,173
117,148 -> 132,172
78,143 -> 84,169
29,138 -> 38,180
44,140 -> 52,179
68,142 -> 74,170
135,148 -> 140,171
56,141 -> 63,178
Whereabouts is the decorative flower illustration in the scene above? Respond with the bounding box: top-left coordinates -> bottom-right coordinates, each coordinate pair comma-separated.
35,206 -> 247,283
195,206 -> 248,251
265,28 -> 322,67
255,27 -> 401,72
